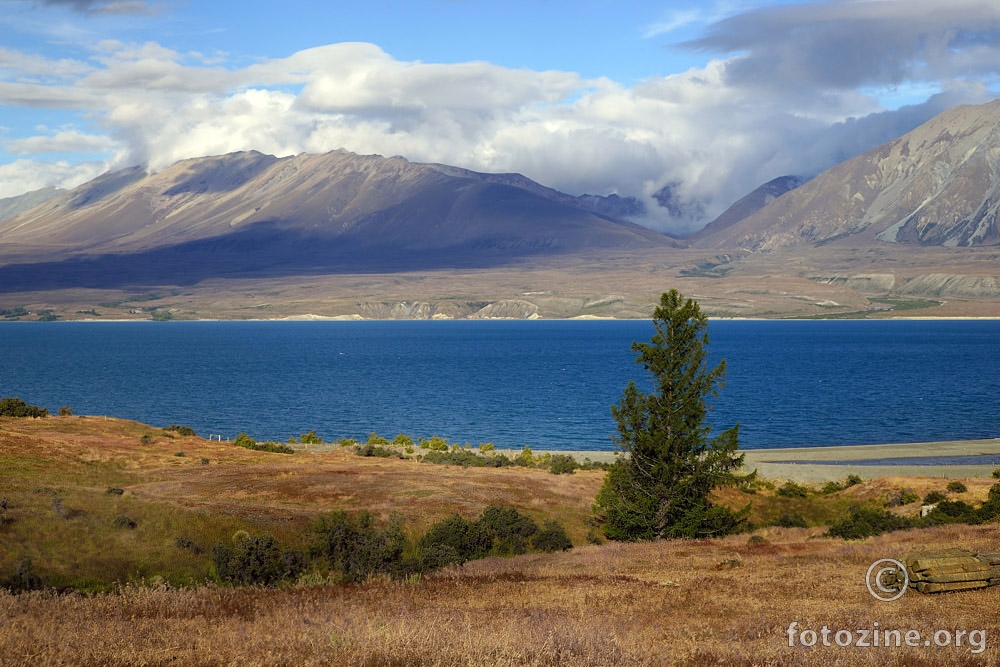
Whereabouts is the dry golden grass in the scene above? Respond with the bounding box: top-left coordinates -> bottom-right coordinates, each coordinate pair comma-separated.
3,416 -> 1000,665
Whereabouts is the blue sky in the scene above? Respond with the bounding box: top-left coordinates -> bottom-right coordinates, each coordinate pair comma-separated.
2,0 -> 999,230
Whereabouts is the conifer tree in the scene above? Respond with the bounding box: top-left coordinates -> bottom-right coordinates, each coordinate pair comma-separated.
595,289 -> 751,540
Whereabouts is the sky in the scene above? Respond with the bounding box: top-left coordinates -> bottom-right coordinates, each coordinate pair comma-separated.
1,0 -> 999,232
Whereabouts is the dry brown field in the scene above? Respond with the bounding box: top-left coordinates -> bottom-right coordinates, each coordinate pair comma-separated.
2,415 -> 999,665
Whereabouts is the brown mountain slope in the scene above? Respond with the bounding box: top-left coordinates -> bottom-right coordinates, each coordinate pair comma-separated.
694,99 -> 1000,250
0,150 -> 677,288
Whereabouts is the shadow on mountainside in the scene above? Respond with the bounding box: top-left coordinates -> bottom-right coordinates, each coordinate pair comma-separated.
0,223 -> 570,291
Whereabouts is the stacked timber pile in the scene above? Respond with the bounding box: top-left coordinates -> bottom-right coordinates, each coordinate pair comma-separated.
903,548 -> 1000,594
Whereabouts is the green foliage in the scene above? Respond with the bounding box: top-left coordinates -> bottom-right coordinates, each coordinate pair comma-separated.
826,505 -> 913,540
354,443 -> 403,458
112,514 -> 137,529
993,469 -> 1000,479
946,481 -> 968,494
420,514 -> 492,567
922,500 -> 979,526
165,424 -> 196,436
366,432 -> 390,446
174,536 -> 203,555
771,513 -> 809,528
300,430 -> 323,445
548,454 -> 579,475
479,442 -> 495,453
0,307 -> 28,319
150,310 -> 173,321
532,520 -> 573,552
821,475 -> 863,494
392,433 -> 413,447
0,397 -> 49,418
421,449 -> 512,468
594,290 -> 751,541
310,510 -> 409,582
140,433 -> 153,445
232,432 -> 294,454
513,446 -> 537,467
776,481 -> 810,498
923,491 -> 947,504
419,435 -> 451,451
978,484 -> 1000,522
477,505 -> 538,556
57,406 -> 74,417
106,487 -> 124,496
213,532 -> 303,587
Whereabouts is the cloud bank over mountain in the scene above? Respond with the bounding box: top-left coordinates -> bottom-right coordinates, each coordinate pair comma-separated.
1,0 -> 999,233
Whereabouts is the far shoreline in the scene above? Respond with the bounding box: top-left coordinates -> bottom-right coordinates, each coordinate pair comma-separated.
534,438 -> 1000,482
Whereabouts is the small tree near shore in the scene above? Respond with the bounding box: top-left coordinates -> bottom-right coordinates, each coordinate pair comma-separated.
594,290 -> 751,540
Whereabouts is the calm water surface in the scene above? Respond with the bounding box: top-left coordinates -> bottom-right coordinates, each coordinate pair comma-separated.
0,320 -> 997,451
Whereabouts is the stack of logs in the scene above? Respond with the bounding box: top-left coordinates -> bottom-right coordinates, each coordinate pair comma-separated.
903,548 -> 1000,594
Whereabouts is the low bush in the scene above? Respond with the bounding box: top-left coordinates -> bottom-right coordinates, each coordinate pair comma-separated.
923,491 -> 947,504
947,481 -> 968,494
175,536 -> 203,554
310,510 -> 410,582
232,432 -> 294,454
478,505 -> 538,556
57,406 -> 74,416
547,454 -> 578,475
299,430 -> 323,445
776,481 -> 810,498
2,559 -> 43,593
112,514 -> 137,529
165,424 -> 196,436
420,514 -> 492,567
420,449 -> 511,468
0,397 -> 49,418
354,443 -> 404,458
213,532 -> 304,587
532,520 -> 573,552
922,500 -> 979,526
826,505 -> 913,539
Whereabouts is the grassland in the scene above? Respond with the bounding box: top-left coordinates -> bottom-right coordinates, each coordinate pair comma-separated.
2,415 -> 1000,665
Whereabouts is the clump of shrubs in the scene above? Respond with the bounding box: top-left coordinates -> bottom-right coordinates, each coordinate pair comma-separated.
232,432 -> 294,454
946,481 -> 968,494
0,397 -> 49,418
57,406 -> 74,416
821,475 -> 863,494
106,487 -> 124,496
175,536 -> 203,554
547,454 -> 578,475
112,514 -> 137,530
826,505 -> 913,540
923,491 -> 947,505
776,481 -> 810,498
165,424 -> 196,436
212,532 -> 305,587
354,442 -> 404,458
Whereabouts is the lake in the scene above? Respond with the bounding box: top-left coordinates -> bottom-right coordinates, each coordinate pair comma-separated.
0,319 -> 998,451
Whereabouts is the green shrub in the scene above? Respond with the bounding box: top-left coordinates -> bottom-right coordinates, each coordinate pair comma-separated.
232,432 -> 294,454
300,430 -> 323,445
174,451 -> 186,457
946,481 -> 968,494
845,474 -> 863,487
993,469 -> 1000,479
826,505 -> 913,540
776,481 -> 810,498
548,454 -> 578,475
0,397 -> 49,418
57,406 -> 74,416
106,487 -> 124,496
922,500 -> 979,526
821,481 -> 844,494
165,424 -> 196,436
419,436 -> 450,451
140,433 -> 153,445
747,535 -> 770,546
532,520 -> 573,552
923,491 -> 947,504
310,510 -> 409,582
420,514 -> 491,566
354,443 -> 403,458
479,442 -> 495,453
772,513 -> 808,528
978,484 -> 1000,522
366,432 -> 389,446
392,433 -> 413,447
420,449 -> 511,468
112,514 -> 137,529
213,533 -> 303,587
477,505 -> 538,556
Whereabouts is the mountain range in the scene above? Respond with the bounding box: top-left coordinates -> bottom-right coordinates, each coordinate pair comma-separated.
1,99 -> 999,318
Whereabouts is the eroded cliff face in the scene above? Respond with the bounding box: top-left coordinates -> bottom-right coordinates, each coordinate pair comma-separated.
695,99 -> 1000,251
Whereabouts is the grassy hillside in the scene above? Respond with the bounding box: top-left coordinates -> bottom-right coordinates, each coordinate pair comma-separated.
2,415 -> 999,664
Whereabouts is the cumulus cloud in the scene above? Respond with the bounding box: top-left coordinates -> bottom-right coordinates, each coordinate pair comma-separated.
0,158 -> 107,199
1,0 -> 999,232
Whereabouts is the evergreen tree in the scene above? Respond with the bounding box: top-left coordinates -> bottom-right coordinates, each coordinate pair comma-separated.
594,289 -> 751,540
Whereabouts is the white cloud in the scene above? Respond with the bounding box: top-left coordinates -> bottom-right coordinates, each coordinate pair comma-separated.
0,158 -> 107,199
1,0 -> 1000,233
